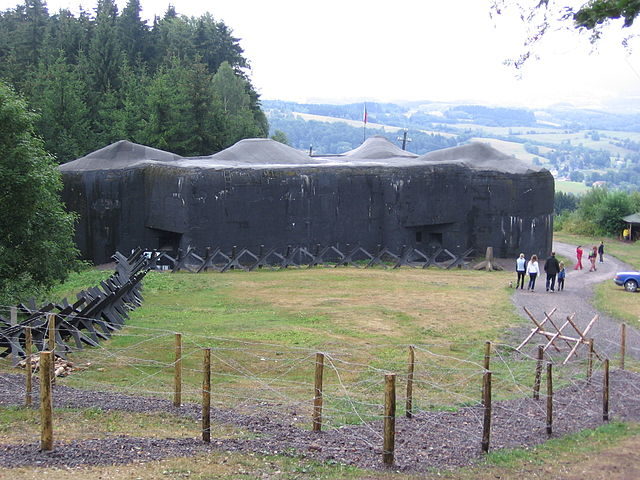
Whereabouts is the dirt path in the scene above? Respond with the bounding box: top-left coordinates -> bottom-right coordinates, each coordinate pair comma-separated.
510,241 -> 640,360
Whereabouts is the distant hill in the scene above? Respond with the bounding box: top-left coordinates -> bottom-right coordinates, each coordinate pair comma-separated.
263,100 -> 640,191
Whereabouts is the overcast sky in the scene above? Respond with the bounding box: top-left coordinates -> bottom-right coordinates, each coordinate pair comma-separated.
3,0 -> 640,110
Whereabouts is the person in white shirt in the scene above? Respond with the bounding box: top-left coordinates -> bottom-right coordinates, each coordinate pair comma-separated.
526,254 -> 539,291
515,253 -> 526,289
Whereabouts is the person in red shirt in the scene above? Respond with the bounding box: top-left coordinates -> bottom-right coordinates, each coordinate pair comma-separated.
574,245 -> 583,270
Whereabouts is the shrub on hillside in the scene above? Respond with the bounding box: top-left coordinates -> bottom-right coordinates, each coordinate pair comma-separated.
556,187 -> 640,237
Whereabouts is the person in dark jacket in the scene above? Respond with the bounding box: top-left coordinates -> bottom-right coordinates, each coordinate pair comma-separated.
544,251 -> 560,292
598,241 -> 604,263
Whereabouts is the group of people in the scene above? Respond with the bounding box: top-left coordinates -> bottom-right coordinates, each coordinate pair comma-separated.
516,241 -> 605,292
515,252 -> 566,292
574,242 -> 604,272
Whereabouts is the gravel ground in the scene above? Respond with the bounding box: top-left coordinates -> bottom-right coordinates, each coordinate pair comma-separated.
2,241 -> 640,473
2,369 -> 640,473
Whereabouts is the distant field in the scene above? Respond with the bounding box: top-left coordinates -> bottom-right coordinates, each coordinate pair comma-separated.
518,131 -> 634,156
432,123 -> 559,136
603,130 -> 640,142
292,112 -> 458,138
555,180 -> 590,194
433,123 -> 638,158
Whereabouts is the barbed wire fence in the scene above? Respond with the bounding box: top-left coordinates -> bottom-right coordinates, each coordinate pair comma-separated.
1,313 -> 639,469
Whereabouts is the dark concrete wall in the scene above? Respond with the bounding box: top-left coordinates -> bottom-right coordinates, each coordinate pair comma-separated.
61,162 -> 554,265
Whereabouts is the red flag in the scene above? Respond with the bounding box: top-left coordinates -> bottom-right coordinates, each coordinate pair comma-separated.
363,104 -> 368,124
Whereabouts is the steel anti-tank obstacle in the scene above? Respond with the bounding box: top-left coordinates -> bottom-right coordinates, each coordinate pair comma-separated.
0,249 -> 151,364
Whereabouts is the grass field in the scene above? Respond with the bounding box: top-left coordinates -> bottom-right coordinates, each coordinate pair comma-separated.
555,180 -> 590,195
517,132 -> 634,156
39,267 -> 522,416
3,260 -> 640,478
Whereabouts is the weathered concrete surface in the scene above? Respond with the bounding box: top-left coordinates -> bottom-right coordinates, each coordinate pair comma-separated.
60,137 -> 554,265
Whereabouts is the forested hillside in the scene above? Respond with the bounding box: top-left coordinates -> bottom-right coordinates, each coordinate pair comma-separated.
0,0 -> 268,162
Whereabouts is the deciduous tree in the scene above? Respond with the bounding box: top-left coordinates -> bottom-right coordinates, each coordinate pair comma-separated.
491,1 -> 640,67
0,81 -> 78,304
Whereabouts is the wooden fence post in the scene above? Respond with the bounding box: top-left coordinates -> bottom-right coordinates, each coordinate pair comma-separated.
383,373 -> 396,465
48,314 -> 56,385
25,327 -> 32,406
483,341 -> 491,371
603,358 -> 609,422
40,351 -> 53,451
620,323 -> 626,370
313,353 -> 324,432
202,348 -> 211,442
533,345 -> 544,400
482,341 -> 491,405
587,339 -> 594,384
546,362 -> 553,436
406,345 -> 415,419
481,371 -> 492,453
174,333 -> 182,407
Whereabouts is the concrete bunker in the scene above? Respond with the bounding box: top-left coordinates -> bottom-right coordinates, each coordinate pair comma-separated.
59,137 -> 554,265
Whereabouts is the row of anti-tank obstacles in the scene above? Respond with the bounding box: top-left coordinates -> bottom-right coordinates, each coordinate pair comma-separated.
0,249 -> 150,365
150,244 -> 475,272
17,318 -> 628,466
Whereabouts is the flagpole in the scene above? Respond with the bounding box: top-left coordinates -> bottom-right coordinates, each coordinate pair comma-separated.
363,103 -> 367,142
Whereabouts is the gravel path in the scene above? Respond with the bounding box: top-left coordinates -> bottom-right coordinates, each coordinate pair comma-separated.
2,242 -> 640,473
510,241 -> 640,361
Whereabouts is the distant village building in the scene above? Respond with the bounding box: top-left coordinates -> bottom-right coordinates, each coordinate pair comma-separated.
59,136 -> 554,264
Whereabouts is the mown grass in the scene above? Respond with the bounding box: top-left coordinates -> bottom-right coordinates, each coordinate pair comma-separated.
594,281 -> 640,324
449,422 -> 640,480
38,268 -> 522,413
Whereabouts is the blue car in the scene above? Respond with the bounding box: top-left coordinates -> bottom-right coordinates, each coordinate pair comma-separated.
614,271 -> 640,292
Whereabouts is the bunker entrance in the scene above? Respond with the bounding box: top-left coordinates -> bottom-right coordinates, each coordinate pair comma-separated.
147,227 -> 182,254
411,224 -> 453,249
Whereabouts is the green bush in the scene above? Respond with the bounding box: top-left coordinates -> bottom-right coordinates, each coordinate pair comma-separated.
556,187 -> 639,237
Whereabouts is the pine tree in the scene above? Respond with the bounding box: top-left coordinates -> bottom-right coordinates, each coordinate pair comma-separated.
31,51 -> 91,162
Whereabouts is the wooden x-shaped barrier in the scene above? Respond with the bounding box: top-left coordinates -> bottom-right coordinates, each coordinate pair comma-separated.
517,307 -> 600,364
